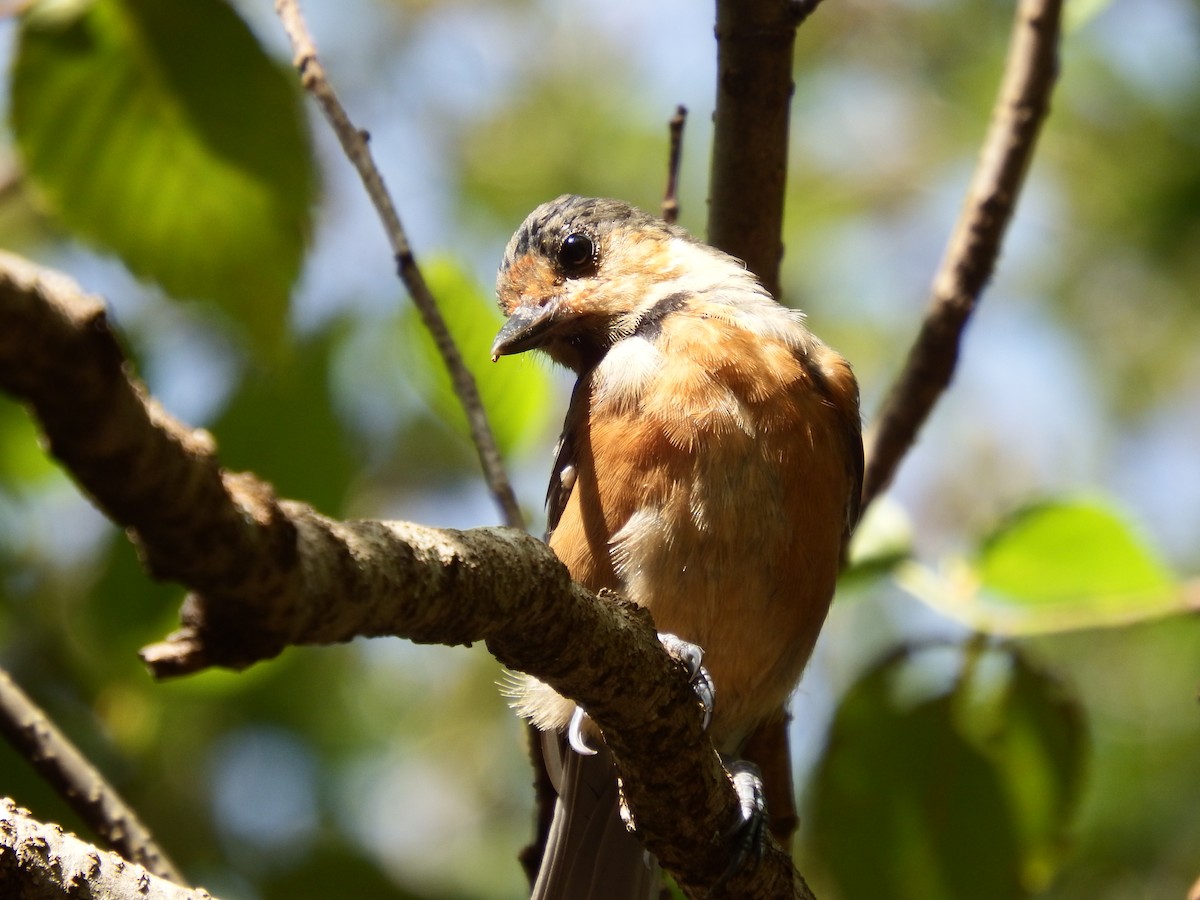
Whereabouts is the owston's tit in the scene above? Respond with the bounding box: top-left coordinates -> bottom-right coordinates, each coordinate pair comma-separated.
491,195 -> 863,899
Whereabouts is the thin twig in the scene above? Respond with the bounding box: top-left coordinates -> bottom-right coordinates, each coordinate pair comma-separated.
0,668 -> 186,884
273,0 -> 525,531
661,105 -> 687,225
861,0 -> 1063,510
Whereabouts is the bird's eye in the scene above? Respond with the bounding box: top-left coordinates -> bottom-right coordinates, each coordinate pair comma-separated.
557,232 -> 595,276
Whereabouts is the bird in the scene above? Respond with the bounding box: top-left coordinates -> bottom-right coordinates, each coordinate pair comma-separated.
491,194 -> 863,899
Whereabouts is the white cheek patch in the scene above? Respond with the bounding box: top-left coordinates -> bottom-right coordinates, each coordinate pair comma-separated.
592,336 -> 664,413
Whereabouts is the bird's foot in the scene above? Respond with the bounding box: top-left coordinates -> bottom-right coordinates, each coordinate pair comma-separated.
567,632 -> 713,757
657,632 -> 714,731
710,758 -> 768,892
567,704 -> 598,756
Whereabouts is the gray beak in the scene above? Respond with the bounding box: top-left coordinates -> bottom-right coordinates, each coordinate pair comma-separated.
491,303 -> 557,361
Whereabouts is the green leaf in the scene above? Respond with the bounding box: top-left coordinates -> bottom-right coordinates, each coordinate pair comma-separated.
212,330 -> 358,515
897,498 -> 1190,635
402,256 -> 553,457
0,400 -> 60,487
807,647 -> 1027,900
808,644 -> 1086,899
953,646 -> 1089,892
980,499 -> 1173,603
12,0 -> 314,345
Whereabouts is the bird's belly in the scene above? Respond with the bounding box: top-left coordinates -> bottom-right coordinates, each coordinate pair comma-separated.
606,450 -> 834,750
546,330 -> 851,749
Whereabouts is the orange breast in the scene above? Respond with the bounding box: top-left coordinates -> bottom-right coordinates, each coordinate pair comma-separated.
548,309 -> 858,750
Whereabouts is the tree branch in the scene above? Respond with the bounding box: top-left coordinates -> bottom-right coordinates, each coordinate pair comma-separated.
272,0 -> 525,532
0,668 -> 185,885
790,0 -> 827,28
707,0 -> 809,299
0,251 -> 808,897
661,105 -> 687,225
861,0 -> 1063,510
704,0 -> 830,866
0,799 -> 207,900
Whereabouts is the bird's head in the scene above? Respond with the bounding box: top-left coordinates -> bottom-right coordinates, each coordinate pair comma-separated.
491,195 -> 758,372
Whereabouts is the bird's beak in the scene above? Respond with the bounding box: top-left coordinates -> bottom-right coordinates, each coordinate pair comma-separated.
491,302 -> 558,361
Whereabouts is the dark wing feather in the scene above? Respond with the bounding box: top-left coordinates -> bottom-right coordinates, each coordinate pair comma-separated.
544,376 -> 592,539
798,346 -> 864,550
545,427 -> 576,540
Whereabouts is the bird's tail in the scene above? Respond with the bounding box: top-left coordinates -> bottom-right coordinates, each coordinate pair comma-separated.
531,735 -> 661,900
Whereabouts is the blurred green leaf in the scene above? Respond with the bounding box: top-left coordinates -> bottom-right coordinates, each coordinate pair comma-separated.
213,331 -> 358,515
980,499 -> 1173,604
458,76 -> 678,233
954,646 -> 1088,892
809,644 -> 1086,899
0,400 -> 60,486
11,0 -> 314,346
898,498 -> 1192,636
807,647 -> 1026,900
261,842 -> 429,900
402,256 -> 552,456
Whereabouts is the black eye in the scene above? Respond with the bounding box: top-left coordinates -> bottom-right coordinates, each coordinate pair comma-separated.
557,232 -> 595,276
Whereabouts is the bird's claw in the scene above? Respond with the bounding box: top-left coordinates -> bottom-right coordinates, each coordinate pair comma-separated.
567,704 -> 597,756
710,759 -> 768,892
568,632 -> 712,756
657,632 -> 714,731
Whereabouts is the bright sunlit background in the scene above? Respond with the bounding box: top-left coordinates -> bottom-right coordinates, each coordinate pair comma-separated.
1,0 -> 1198,898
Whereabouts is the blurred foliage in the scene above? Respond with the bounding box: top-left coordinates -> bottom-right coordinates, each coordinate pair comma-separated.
978,499 -> 1173,606
11,0 -> 314,347
1,0 -> 1198,899
806,642 -> 1087,900
897,497 -> 1193,635
402,256 -> 552,457
457,76 -> 678,234
213,327 -> 359,513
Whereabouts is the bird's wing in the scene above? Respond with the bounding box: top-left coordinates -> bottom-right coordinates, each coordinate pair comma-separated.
545,378 -> 589,539
799,342 -> 864,547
